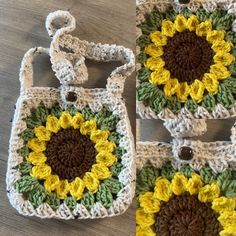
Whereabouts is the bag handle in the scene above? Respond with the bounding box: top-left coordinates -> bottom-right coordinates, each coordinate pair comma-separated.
45,11 -> 135,94
19,47 -> 49,94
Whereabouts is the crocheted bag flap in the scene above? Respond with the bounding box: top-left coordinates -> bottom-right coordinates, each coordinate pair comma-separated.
7,45 -> 135,219
136,120 -> 236,236
46,10 -> 135,93
136,0 -> 236,119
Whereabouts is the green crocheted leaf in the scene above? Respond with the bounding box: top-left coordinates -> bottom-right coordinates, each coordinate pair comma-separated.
222,77 -> 236,94
180,165 -> 194,178
164,7 -> 177,21
137,52 -> 148,64
232,46 -> 236,57
64,196 -> 77,210
136,68 -> 151,82
136,82 -> 158,102
202,93 -> 216,112
96,184 -> 113,208
225,31 -> 236,44
224,180 -> 236,198
137,35 -> 151,49
81,107 -> 95,121
185,98 -> 198,113
15,176 -> 40,193
209,9 -> 225,28
114,147 -> 126,159
215,14 -> 234,31
19,128 -> 35,142
108,132 -> 122,145
110,163 -> 124,177
17,162 -> 32,175
136,161 -> 160,195
50,103 -> 63,118
196,7 -> 210,22
217,169 -> 232,192
180,7 -> 191,18
67,105 -> 78,116
23,116 -> 41,129
161,162 -> 176,180
100,115 -> 119,131
81,192 -> 95,210
94,107 -> 112,127
148,89 -> 167,114
217,84 -> 235,109
28,185 -> 46,208
102,178 -> 123,194
229,62 -> 236,77
17,146 -> 29,158
34,102 -> 49,124
166,97 -> 181,114
200,166 -> 217,184
45,192 -> 61,210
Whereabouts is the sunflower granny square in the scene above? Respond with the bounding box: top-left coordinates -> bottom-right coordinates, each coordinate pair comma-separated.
136,0 -> 236,119
136,120 -> 236,236
6,11 -> 135,219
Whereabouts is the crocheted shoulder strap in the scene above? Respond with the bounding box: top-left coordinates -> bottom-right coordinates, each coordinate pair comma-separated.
45,10 -> 135,94
19,47 -> 49,94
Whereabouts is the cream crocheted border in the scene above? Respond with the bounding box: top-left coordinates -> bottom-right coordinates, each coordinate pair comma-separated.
6,11 -> 135,219
136,119 -> 236,173
136,0 -> 236,119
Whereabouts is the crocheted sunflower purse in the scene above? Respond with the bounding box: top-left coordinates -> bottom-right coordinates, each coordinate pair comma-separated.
6,11 -> 135,219
136,0 -> 236,119
136,119 -> 236,236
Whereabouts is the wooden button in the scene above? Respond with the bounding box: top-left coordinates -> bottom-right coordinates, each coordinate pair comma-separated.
66,91 -> 77,102
179,146 -> 193,160
178,0 -> 190,4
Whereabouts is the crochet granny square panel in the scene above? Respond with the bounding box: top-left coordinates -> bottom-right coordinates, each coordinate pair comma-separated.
136,0 -> 236,119
7,11 -> 135,219
136,131 -> 236,236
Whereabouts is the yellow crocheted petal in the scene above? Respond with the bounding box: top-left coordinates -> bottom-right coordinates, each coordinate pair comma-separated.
149,69 -> 170,85
56,179 -> 70,199
154,177 -> 172,202
83,172 -> 100,194
206,30 -> 225,44
212,197 -> 236,214
136,226 -> 156,236
171,172 -> 188,196
196,20 -> 212,37
176,82 -> 190,103
139,192 -> 160,214
144,57 -> 165,71
136,208 -> 155,228
96,151 -> 117,167
31,163 -> 51,180
198,182 -> 221,202
174,15 -> 188,32
58,111 -> 73,129
80,119 -> 97,135
220,227 -> 236,236
202,73 -> 219,95
218,211 -> 236,228
44,174 -> 60,192
163,78 -> 180,98
150,31 -> 167,46
161,19 -> 176,37
210,64 -> 231,80
46,115 -> 60,133
91,163 -> 112,180
214,52 -> 235,67
71,112 -> 84,129
34,125 -> 51,141
69,177 -> 85,200
144,44 -> 164,58
27,138 -> 46,152
212,40 -> 233,53
187,15 -> 199,31
187,173 -> 203,195
90,129 -> 110,143
189,79 -> 205,103
95,140 -> 116,153
27,152 -> 47,165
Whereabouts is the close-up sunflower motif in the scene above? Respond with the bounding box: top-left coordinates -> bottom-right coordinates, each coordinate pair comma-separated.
136,161 -> 236,236
137,6 -> 236,115
15,102 -> 126,210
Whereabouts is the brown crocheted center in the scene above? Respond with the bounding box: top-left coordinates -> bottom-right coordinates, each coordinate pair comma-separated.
44,128 -> 96,181
163,31 -> 215,84
155,194 -> 221,236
